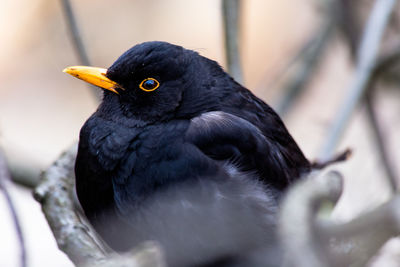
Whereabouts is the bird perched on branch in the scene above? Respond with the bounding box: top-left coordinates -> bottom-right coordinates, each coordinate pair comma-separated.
64,41 -> 311,266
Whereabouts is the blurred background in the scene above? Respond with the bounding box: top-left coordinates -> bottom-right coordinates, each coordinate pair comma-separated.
1,0 -> 399,266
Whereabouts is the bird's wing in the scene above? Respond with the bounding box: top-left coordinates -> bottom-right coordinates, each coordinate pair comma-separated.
218,85 -> 311,180
185,111 -> 293,191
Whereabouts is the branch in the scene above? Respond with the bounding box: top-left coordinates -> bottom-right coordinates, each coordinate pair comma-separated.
319,195 -> 400,267
0,150 -> 27,267
222,0 -> 243,83
280,169 -> 400,267
33,144 -> 106,264
318,0 -> 398,161
34,144 -> 165,266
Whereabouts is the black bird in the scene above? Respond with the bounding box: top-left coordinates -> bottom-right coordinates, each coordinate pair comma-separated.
64,41 -> 311,266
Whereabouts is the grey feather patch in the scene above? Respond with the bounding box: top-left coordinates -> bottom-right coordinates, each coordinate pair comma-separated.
107,171 -> 281,267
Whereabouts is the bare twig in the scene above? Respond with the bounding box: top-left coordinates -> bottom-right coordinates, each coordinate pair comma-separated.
0,150 -> 27,267
33,144 -> 165,266
338,0 -> 400,193
60,0 -> 102,101
337,0 -> 361,58
279,170 -> 344,267
367,43 -> 400,193
319,0 -> 398,162
257,32 -> 315,93
60,0 -> 90,66
364,46 -> 400,194
318,0 -> 398,161
311,148 -> 352,170
254,0 -> 338,116
274,9 -> 336,116
373,42 -> 400,78
222,0 -> 243,83
365,90 -> 398,192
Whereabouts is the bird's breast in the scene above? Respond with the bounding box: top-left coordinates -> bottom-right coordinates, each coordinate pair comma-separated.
107,120 -> 222,212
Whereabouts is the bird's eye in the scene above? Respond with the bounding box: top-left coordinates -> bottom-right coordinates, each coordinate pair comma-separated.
139,78 -> 160,92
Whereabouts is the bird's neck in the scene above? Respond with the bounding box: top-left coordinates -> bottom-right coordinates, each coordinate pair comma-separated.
98,92 -> 177,126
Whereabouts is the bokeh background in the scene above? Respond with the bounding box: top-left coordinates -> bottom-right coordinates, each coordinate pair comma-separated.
1,0 -> 399,266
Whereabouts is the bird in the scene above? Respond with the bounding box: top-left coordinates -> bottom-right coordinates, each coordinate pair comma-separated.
64,41 -> 311,267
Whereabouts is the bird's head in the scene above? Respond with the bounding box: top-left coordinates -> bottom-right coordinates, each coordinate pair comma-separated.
64,41 -> 230,122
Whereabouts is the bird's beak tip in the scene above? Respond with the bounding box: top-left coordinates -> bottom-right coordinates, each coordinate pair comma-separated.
62,67 -> 70,73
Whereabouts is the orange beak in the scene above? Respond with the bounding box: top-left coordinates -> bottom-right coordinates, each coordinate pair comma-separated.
63,66 -> 120,94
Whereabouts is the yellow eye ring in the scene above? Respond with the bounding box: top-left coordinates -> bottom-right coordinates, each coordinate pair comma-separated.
139,78 -> 160,92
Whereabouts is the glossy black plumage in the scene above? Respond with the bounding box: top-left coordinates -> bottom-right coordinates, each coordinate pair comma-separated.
75,41 -> 310,266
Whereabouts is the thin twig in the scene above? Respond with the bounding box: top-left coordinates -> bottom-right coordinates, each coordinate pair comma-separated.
60,0 -> 90,66
311,148 -> 352,170
222,0 -> 243,83
373,43 -> 400,78
337,0 -> 361,58
275,9 -> 336,116
318,0 -> 398,161
0,150 -> 27,267
255,0 -> 338,116
362,45 -> 400,195
60,0 -> 102,101
257,31 -> 316,94
365,89 -> 398,192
